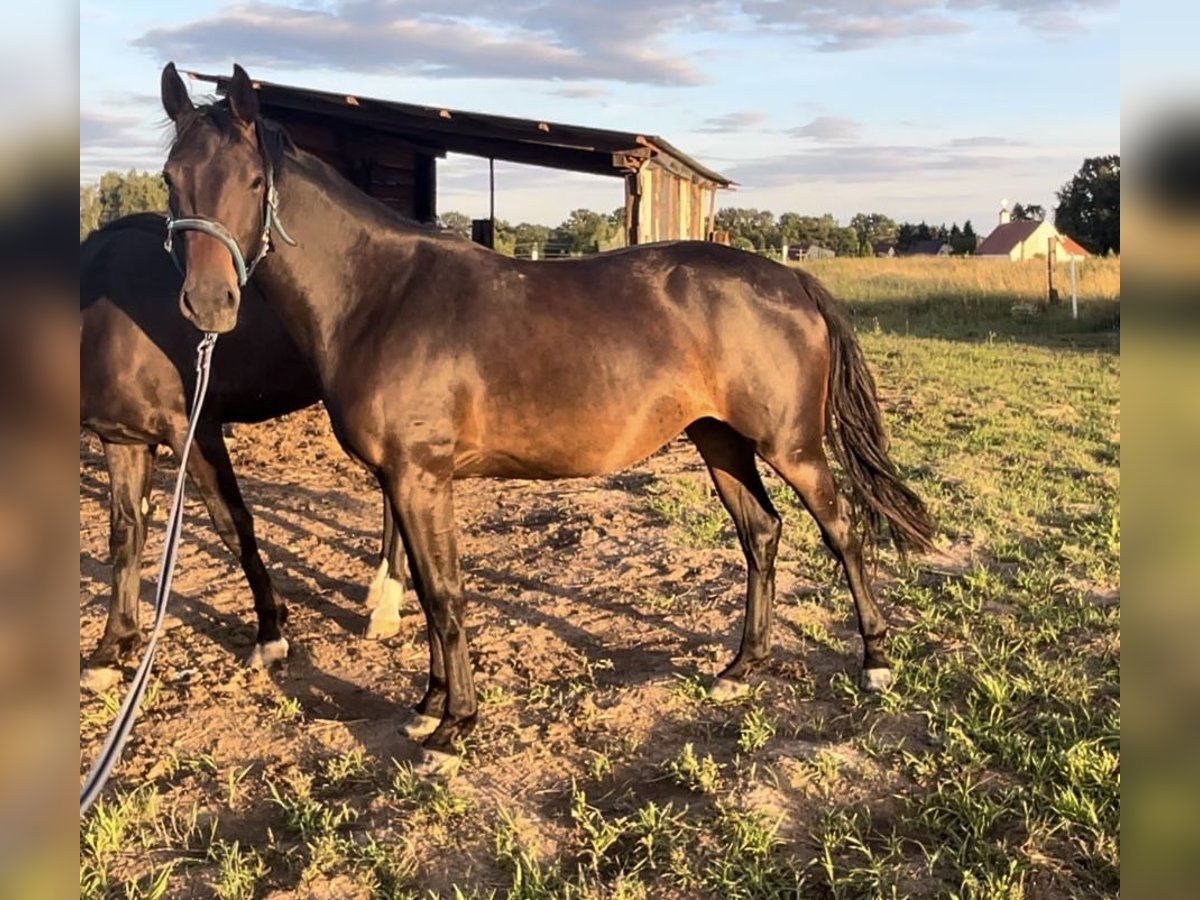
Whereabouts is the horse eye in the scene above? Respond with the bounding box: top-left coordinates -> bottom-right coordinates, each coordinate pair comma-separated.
249,175 -> 264,191
161,172 -> 173,190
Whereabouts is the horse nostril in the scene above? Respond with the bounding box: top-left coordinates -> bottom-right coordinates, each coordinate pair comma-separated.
181,292 -> 198,318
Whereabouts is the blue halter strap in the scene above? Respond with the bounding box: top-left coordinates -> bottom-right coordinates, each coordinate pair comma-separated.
164,164 -> 296,286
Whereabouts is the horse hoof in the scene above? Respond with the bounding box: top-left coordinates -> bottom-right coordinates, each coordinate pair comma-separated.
80,666 -> 123,693
860,667 -> 894,693
401,713 -> 442,740
248,638 -> 290,668
365,610 -> 402,640
414,749 -> 461,780
709,677 -> 750,702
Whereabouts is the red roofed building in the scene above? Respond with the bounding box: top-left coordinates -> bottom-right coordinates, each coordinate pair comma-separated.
975,209 -> 1091,261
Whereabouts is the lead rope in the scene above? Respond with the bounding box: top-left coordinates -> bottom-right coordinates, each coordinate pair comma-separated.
80,332 -> 218,817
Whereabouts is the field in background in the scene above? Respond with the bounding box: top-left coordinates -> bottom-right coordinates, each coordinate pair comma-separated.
802,256 -> 1121,345
79,261 -> 1120,899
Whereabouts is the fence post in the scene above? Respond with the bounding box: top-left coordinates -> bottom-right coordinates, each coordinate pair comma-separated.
781,242 -> 789,264
531,244 -> 539,261
1070,256 -> 1078,320
1046,237 -> 1059,307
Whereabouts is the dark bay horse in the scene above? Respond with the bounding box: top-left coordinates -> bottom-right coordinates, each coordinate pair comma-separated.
80,212 -> 406,675
159,63 -> 935,772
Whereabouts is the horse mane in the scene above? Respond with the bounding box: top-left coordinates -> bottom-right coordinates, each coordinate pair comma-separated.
173,101 -> 462,241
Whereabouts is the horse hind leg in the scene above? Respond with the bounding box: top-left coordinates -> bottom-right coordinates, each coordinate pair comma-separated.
365,494 -> 406,640
85,441 -> 155,674
764,444 -> 894,692
686,419 -> 783,701
181,426 -> 290,667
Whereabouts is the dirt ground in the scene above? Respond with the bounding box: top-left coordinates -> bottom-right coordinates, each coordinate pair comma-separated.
80,401 -> 900,896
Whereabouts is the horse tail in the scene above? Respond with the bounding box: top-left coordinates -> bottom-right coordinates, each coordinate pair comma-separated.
797,269 -> 936,557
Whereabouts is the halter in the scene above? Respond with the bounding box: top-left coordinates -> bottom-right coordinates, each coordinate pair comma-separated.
164,162 -> 296,286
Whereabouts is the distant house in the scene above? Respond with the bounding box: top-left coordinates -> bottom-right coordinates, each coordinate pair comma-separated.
904,240 -> 953,257
975,211 -> 1091,261
872,241 -> 896,257
787,242 -> 835,261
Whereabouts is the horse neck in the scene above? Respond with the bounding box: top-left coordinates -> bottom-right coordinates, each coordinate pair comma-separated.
252,156 -> 414,384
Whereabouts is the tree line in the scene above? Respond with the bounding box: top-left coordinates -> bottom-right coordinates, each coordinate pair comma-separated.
79,156 -> 1118,256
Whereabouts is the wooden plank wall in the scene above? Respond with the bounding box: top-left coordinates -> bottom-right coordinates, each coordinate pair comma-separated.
266,114 -> 435,220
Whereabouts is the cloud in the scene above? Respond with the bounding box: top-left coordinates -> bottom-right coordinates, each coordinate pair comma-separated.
80,111 -> 141,148
724,139 -> 1059,187
789,116 -> 861,142
133,0 -> 716,86
80,110 -> 170,181
551,86 -> 609,100
742,0 -> 1116,51
696,111 -> 767,133
947,135 -> 1028,148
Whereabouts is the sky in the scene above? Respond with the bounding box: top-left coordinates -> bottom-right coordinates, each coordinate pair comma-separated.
80,0 -> 1119,231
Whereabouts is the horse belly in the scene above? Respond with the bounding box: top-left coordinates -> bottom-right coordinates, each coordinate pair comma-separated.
461,380 -> 703,479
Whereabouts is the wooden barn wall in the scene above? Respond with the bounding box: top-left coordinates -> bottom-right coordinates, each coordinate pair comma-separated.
264,113 -> 436,220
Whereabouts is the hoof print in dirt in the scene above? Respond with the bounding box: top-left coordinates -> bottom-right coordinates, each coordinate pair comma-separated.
401,713 -> 442,740
80,666 -> 123,693
859,667 -> 894,693
708,676 -> 751,702
247,638 -> 290,669
414,749 -> 461,780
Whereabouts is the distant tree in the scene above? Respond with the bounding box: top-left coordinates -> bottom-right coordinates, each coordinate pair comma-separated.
1054,155 -> 1120,255
98,170 -> 167,224
80,185 -> 101,240
827,226 -> 860,257
961,220 -> 978,253
1011,202 -> 1046,222
78,170 -> 168,238
438,210 -> 472,238
554,208 -> 617,254
896,222 -> 919,251
716,208 -> 777,250
850,212 -> 898,246
492,219 -> 516,256
512,221 -> 552,254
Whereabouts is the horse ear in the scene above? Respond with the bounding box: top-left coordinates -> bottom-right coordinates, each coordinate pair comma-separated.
161,62 -> 193,123
227,64 -> 259,126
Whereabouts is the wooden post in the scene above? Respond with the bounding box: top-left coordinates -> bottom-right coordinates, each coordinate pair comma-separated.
488,158 -> 495,225
624,172 -> 639,246
706,187 -> 717,240
1046,236 -> 1059,307
781,242 -> 789,264
1070,255 -> 1078,319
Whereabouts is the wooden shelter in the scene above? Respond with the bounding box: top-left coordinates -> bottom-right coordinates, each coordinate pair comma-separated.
187,72 -> 734,247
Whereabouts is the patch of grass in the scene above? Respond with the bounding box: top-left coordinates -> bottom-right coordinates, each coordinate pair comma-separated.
209,840 -> 267,900
644,476 -> 729,548
738,708 -> 777,753
665,742 -> 723,794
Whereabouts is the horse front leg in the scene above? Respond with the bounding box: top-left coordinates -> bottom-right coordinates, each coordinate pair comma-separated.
383,464 -> 476,776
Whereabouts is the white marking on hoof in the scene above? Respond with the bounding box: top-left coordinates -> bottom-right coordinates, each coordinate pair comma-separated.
709,677 -> 750,702
365,577 -> 403,639
364,558 -> 389,611
247,637 -> 290,668
80,666 -> 123,692
414,749 -> 461,779
860,667 -> 894,693
401,713 -> 442,740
